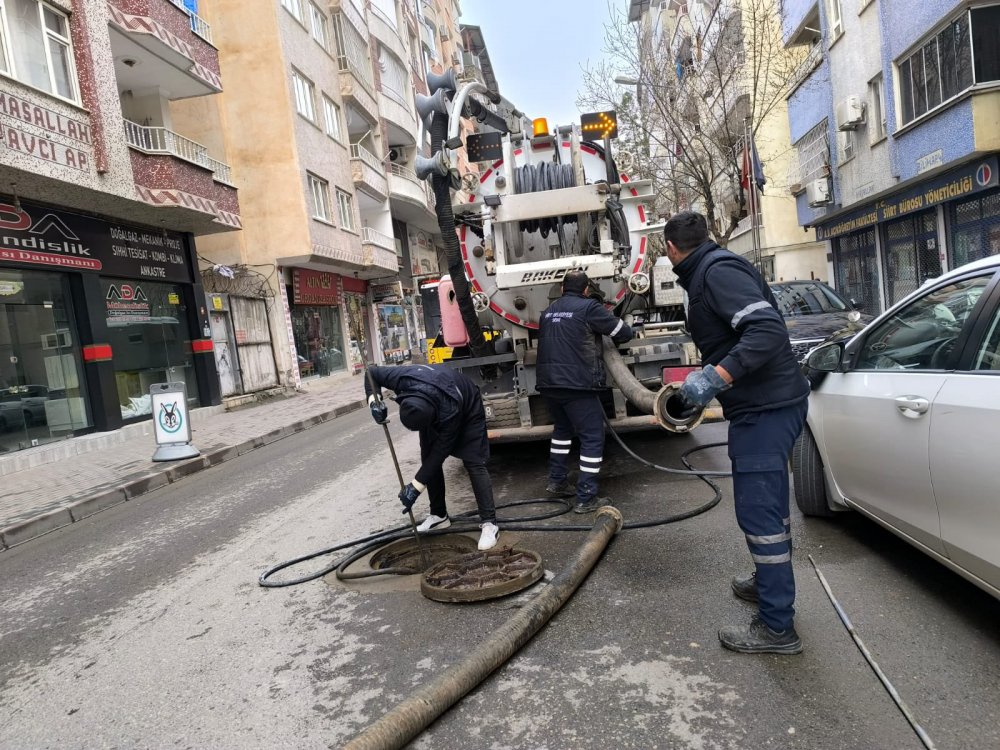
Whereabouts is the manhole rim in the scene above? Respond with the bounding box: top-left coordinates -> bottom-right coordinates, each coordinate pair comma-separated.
420,547 -> 544,603
368,535 -> 479,574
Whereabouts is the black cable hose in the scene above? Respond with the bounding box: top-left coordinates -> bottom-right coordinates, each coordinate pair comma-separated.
258,439 -> 730,588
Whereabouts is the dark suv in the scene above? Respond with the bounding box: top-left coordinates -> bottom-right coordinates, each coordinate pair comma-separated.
769,280 -> 872,361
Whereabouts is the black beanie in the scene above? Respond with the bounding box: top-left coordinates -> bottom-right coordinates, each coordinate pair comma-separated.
562,269 -> 589,295
398,394 -> 435,431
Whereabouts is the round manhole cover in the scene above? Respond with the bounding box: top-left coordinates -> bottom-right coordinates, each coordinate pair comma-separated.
369,535 -> 478,575
420,548 -> 544,603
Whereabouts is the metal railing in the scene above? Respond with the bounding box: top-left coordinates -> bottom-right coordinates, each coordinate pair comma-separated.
788,43 -> 823,95
334,16 -> 375,95
338,0 -> 367,36
166,0 -> 213,43
361,226 -> 395,250
389,163 -> 419,182
350,144 -> 384,173
381,83 -> 408,108
370,0 -> 398,29
732,212 -> 763,238
123,119 -> 232,184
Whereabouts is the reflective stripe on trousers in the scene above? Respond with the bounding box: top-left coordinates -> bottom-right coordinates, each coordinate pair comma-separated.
727,399 -> 808,632
545,392 -> 605,502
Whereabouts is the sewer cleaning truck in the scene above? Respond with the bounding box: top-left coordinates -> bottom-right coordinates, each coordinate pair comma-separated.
411,71 -> 719,442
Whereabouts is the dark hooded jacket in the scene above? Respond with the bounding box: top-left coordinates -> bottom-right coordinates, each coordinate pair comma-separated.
365,364 -> 488,484
536,292 -> 634,391
672,241 -> 809,418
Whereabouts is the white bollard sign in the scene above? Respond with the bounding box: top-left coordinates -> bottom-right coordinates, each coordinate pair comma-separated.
150,382 -> 201,462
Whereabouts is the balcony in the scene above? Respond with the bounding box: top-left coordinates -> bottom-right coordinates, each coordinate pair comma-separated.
370,5 -> 408,64
379,88 -> 417,141
388,163 -> 436,231
310,240 -> 366,267
787,43 -> 823,97
334,16 -> 379,123
123,119 -> 240,233
362,227 -> 400,273
107,0 -> 221,98
351,144 -> 389,200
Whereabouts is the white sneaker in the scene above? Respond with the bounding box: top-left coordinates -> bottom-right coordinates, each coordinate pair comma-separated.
416,514 -> 451,533
478,522 -> 500,550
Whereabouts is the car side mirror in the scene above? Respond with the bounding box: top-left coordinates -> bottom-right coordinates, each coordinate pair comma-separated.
805,342 -> 844,372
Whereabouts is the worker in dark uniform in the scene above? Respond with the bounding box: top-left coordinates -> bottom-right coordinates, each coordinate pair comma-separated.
365,364 -> 499,551
666,211 -> 810,655
536,269 -> 634,513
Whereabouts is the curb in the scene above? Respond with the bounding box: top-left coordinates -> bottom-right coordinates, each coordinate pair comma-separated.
0,399 -> 365,552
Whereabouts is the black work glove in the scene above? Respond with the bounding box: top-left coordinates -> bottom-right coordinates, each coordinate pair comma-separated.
368,396 -> 389,425
398,482 -> 421,513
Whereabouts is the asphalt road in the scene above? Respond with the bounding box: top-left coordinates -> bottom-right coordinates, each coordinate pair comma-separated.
1,410 -> 998,749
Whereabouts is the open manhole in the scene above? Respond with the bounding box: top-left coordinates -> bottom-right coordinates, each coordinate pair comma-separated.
369,535 -> 478,575
420,548 -> 544,603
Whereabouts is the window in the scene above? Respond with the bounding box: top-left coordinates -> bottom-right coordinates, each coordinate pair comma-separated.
322,95 -> 342,141
281,0 -> 303,22
308,173 -> 332,222
858,276 -> 990,370
837,129 -> 855,163
308,2 -> 329,50
377,45 -> 409,106
336,189 -> 355,231
0,0 -> 78,101
826,0 -> 843,40
868,74 -> 886,142
974,300 -> 1000,370
291,68 -> 316,122
894,9 -> 999,127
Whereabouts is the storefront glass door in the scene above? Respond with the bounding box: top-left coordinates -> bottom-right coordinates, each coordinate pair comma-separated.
291,305 -> 346,377
0,269 -> 90,453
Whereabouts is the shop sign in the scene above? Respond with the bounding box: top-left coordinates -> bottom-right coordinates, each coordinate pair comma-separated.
816,156 -> 1000,240
0,198 -> 191,282
150,382 -> 200,462
106,283 -> 152,323
371,280 -> 403,302
292,268 -> 340,305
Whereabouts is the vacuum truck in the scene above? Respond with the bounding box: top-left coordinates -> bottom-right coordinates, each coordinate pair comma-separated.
412,72 -> 721,442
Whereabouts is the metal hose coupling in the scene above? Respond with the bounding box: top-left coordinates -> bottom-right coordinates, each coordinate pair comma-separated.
595,505 -> 624,533
655,382 -> 706,433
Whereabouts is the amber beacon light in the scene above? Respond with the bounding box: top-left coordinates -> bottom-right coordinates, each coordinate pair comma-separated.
532,118 -> 550,137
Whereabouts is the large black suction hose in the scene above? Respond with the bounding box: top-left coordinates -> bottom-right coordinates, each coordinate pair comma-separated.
341,507 -> 624,750
601,336 -> 705,433
430,113 -> 490,357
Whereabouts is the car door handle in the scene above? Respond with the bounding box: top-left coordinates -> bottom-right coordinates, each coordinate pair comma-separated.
895,396 -> 930,416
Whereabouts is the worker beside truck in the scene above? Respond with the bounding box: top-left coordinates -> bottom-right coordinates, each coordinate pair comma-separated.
667,211 -> 811,655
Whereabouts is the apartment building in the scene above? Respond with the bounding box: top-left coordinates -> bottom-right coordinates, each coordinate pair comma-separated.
628,0 -> 827,282
784,0 -> 1000,313
0,0 -> 239,453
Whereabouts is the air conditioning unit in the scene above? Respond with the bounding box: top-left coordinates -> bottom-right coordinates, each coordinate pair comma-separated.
439,24 -> 450,40
806,178 -> 832,207
836,95 -> 865,131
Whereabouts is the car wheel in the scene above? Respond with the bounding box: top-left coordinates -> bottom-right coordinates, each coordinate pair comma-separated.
791,427 -> 834,517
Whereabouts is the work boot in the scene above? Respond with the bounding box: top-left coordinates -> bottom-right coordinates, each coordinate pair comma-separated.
545,480 -> 574,497
731,572 -> 759,603
572,496 -> 606,514
416,514 -> 450,533
477,522 -> 500,551
718,616 -> 803,655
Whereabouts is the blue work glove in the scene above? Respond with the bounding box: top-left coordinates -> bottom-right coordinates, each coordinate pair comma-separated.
398,482 -> 421,513
368,395 -> 389,425
679,365 -> 730,410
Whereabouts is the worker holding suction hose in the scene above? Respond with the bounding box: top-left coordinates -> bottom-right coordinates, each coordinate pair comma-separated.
365,364 -> 501,551
665,211 -> 810,655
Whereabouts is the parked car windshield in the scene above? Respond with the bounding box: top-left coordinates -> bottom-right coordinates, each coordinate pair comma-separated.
770,282 -> 850,316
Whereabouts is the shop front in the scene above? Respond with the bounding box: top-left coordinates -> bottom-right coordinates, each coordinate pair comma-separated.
817,156 -> 999,313
341,275 -> 371,374
371,280 -> 411,365
288,269 -> 347,379
0,196 -> 218,452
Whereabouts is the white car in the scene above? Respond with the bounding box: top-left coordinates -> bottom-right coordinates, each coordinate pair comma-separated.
795,255 -> 1000,600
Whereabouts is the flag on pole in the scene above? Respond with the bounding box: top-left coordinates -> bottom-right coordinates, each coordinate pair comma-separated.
740,135 -> 767,191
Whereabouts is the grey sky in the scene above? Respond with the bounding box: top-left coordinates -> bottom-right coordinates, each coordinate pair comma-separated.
461,0 -> 617,127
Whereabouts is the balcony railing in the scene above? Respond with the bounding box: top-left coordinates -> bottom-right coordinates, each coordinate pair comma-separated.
361,226 -> 395,250
351,144 -> 384,172
334,15 -> 375,95
389,163 -> 419,182
732,212 -> 763,238
166,0 -> 213,43
123,119 -> 233,184
788,43 -> 823,96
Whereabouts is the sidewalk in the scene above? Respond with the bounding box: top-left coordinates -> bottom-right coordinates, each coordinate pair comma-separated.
0,372 -> 368,551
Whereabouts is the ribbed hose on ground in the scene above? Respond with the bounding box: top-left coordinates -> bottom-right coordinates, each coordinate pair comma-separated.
341,507 -> 624,750
430,113 -> 489,357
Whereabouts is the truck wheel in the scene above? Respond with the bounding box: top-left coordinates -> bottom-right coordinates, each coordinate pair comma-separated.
791,428 -> 834,517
